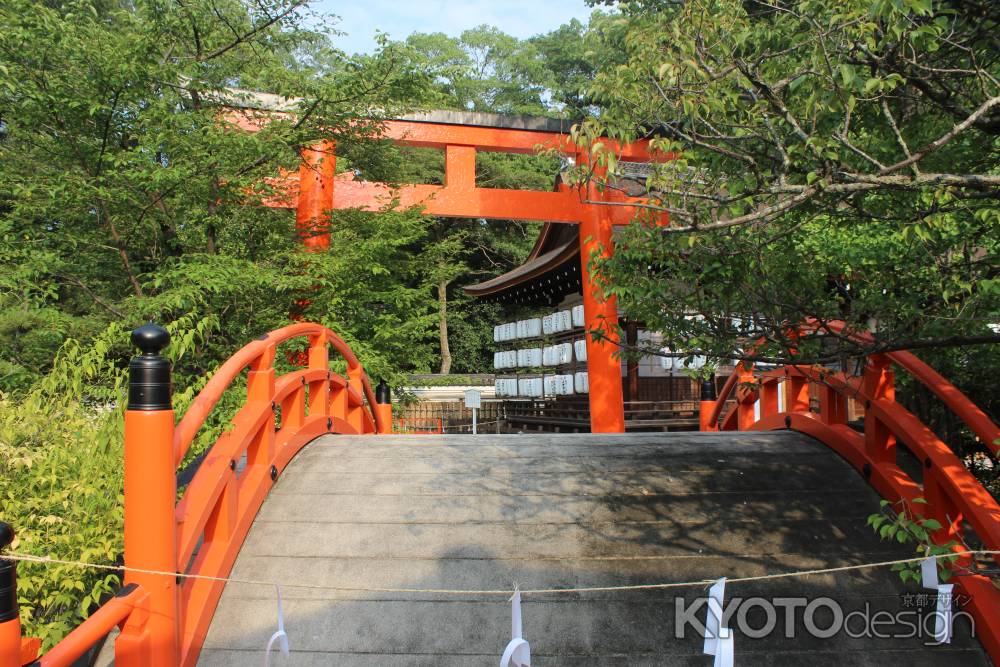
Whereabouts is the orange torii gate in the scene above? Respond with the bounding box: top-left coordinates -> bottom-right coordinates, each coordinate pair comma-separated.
239,110 -> 669,433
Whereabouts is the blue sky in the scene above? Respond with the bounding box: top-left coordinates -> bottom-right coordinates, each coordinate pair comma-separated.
311,0 -> 596,55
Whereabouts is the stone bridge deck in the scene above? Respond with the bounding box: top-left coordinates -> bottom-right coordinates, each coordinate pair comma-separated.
200,432 -> 988,665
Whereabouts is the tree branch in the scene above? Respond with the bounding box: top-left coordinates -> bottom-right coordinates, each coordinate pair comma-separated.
196,0 -> 305,62
879,94 -> 1000,175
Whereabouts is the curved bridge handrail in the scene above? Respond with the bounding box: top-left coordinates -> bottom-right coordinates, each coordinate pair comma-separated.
703,321 -> 1000,660
707,370 -> 741,428
169,322 -> 385,665
784,364 -> 1000,549
711,320 -> 999,451
884,349 -> 998,452
174,322 -> 383,464
15,322 -> 390,667
28,584 -> 145,667
820,320 -> 996,450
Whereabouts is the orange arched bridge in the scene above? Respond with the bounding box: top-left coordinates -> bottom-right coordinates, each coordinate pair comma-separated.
1,319 -> 998,666
0,114 -> 997,665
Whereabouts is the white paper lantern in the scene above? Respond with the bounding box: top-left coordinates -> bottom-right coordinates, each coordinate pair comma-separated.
558,343 -> 572,364
574,371 -> 589,393
526,318 -> 542,337
572,304 -> 585,328
573,339 -> 587,362
519,378 -> 542,397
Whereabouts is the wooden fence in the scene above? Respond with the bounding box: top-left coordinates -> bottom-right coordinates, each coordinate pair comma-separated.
395,400 -> 504,434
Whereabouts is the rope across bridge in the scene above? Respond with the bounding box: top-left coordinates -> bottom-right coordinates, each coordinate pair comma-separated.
5,550 -> 998,596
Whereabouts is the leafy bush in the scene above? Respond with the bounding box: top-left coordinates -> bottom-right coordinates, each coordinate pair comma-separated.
0,325 -> 127,648
0,316 -> 215,649
868,498 -> 958,585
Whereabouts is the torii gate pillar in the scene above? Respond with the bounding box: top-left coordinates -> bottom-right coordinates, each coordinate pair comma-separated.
578,158 -> 625,433
296,141 -> 335,250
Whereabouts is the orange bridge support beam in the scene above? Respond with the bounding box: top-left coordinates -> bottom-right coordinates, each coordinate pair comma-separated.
578,158 -> 625,433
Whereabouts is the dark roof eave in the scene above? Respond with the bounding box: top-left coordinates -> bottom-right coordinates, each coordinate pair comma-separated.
463,236 -> 580,298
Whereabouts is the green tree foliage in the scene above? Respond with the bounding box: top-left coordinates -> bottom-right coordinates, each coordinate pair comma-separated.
0,0 -> 435,645
385,26 -> 589,373
528,17 -> 605,114
569,1 -> 998,397
403,26 -> 550,114
868,497 -> 959,584
0,0 -> 433,392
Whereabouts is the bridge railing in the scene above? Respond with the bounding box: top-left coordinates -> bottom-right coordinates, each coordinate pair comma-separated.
0,322 -> 391,667
700,320 -> 1000,659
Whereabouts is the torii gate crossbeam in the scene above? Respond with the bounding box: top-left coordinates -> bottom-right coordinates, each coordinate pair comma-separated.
239,111 -> 668,433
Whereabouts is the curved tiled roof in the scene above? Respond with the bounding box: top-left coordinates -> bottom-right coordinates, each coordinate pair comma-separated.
463,222 -> 579,299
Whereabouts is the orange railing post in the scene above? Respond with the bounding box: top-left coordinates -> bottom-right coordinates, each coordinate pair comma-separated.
0,523 -> 24,667
736,362 -> 756,430
346,365 -> 365,432
116,324 -> 178,667
306,333 -> 330,419
375,380 -> 393,434
786,373 -> 810,412
862,354 -> 896,465
759,378 -> 780,419
699,377 -> 718,432
246,343 -> 277,469
819,383 -> 847,425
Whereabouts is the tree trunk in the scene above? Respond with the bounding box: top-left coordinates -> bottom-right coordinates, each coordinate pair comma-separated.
437,279 -> 452,375
206,177 -> 220,254
99,200 -> 143,297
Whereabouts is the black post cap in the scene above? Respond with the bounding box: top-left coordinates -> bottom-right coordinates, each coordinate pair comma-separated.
0,521 -> 17,623
375,379 -> 391,405
700,376 -> 717,401
131,323 -> 170,354
128,323 -> 172,411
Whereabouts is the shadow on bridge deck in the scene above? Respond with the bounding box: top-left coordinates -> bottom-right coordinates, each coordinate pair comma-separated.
199,432 -> 989,665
